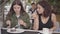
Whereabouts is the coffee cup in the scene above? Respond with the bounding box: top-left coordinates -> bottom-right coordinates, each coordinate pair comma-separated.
43,28 -> 50,34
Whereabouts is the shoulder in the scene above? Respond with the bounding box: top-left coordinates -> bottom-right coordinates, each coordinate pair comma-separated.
51,13 -> 56,18
10,14 -> 16,18
51,13 -> 56,21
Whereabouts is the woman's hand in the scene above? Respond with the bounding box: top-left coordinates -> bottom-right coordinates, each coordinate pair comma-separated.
49,29 -> 54,31
6,20 -> 11,28
19,19 -> 26,27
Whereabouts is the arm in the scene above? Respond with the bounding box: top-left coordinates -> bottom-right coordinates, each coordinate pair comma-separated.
32,12 -> 39,30
50,13 -> 57,31
20,13 -> 31,29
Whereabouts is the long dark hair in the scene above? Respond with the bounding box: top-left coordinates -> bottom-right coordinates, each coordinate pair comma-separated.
37,1 -> 52,18
51,6 -> 56,14
6,0 -> 25,20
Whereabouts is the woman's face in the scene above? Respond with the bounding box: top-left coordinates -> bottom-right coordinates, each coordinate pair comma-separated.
13,4 -> 21,14
37,4 -> 44,14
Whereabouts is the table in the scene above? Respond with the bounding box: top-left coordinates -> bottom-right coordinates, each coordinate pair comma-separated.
1,28 -> 8,34
1,28 -> 60,34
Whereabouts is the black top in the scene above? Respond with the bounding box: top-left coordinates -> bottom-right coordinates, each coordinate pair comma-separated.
37,12 -> 53,30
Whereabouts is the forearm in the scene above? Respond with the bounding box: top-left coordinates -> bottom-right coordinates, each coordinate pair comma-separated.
33,25 -> 38,30
50,26 -> 56,31
33,22 -> 39,30
25,22 -> 31,29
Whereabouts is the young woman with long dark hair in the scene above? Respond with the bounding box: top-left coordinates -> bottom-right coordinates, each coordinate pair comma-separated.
5,0 -> 31,29
33,1 -> 56,31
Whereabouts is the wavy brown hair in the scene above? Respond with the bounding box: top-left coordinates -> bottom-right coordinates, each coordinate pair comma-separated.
6,0 -> 25,20
37,1 -> 52,18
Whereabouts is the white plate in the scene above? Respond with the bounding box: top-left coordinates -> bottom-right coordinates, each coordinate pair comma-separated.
7,28 -> 25,33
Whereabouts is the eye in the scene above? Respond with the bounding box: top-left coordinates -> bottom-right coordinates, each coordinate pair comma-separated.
13,7 -> 16,9
37,7 -> 40,9
13,6 -> 16,9
39,7 -> 40,9
18,7 -> 20,9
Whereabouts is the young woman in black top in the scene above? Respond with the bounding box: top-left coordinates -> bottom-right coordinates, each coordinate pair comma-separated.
33,1 -> 56,31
